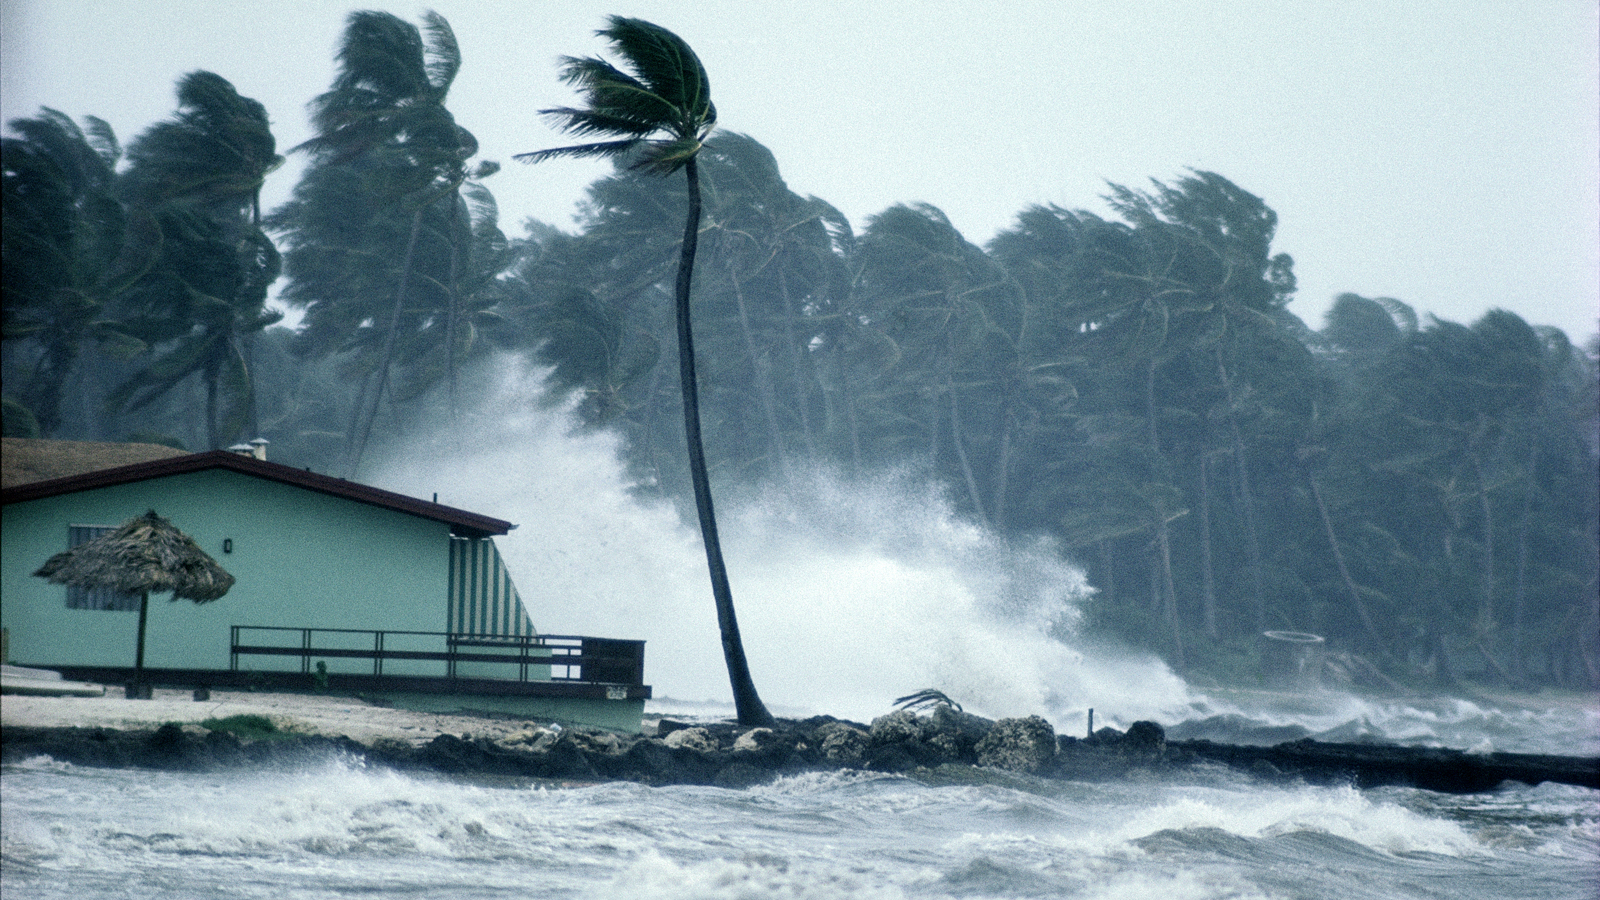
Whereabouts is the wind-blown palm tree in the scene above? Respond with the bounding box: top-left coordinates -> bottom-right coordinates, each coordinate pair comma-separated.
517,16 -> 774,727
270,11 -> 493,477
2,109 -> 140,436
109,71 -> 284,450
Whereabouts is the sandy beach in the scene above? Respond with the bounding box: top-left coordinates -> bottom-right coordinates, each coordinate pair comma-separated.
1,687 -> 565,745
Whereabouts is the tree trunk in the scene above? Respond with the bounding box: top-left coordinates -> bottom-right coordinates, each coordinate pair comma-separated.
1158,515 -> 1185,670
204,357 -> 221,451
731,272 -> 787,475
1144,357 -> 1183,667
1472,452 -> 1495,636
677,158 -> 773,728
134,590 -> 150,675
777,269 -> 819,458
947,371 -> 992,530
1509,446 -> 1538,679
348,206 -> 424,479
1216,348 -> 1266,632
1309,471 -> 1386,651
1199,453 -> 1219,639
991,389 -> 1014,535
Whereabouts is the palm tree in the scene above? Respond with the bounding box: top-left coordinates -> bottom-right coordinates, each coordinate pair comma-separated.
269,11 -> 493,476
854,203 -> 1023,530
108,71 -> 284,449
517,17 -> 774,727
1,109 -> 140,436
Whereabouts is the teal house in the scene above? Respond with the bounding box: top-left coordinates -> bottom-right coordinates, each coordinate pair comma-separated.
1,439 -> 648,730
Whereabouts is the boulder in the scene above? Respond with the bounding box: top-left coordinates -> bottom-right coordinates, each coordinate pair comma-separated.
868,710 -> 926,745
564,729 -> 624,755
926,705 -> 993,762
813,722 -> 869,766
733,727 -> 777,753
975,715 -> 1057,774
1123,721 -> 1166,758
1085,726 -> 1124,747
662,726 -> 717,753
498,726 -> 560,753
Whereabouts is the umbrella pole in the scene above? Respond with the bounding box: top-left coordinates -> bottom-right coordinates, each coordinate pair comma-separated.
131,590 -> 150,699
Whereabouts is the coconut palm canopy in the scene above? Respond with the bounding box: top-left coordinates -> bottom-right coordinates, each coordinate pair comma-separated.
33,509 -> 234,601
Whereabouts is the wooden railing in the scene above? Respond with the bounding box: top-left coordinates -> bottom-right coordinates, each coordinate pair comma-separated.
229,626 -> 645,686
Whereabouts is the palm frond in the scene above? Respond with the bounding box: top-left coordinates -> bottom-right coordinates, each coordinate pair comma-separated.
558,58 -> 681,125
420,10 -> 461,92
598,17 -> 713,123
893,689 -> 962,713
539,106 -> 661,139
81,115 -> 121,163
633,136 -> 703,175
514,139 -> 643,165
519,17 -> 715,169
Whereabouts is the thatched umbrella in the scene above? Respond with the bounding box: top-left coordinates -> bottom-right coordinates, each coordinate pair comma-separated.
34,510 -> 233,692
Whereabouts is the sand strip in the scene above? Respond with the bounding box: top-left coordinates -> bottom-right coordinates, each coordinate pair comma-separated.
2,687 -> 562,746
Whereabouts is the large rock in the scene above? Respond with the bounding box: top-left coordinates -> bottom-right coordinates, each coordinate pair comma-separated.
926,705 -> 993,762
868,710 -> 926,745
732,728 -> 777,752
975,715 -> 1057,774
1123,721 -> 1166,758
813,722 -> 868,766
662,727 -> 717,753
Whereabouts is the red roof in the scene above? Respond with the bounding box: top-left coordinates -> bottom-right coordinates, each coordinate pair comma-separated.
0,450 -> 512,538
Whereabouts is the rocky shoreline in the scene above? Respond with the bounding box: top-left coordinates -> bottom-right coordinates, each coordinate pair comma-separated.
5,702 -> 1596,794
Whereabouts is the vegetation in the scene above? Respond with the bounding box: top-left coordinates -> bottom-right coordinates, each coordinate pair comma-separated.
516,17 -> 774,729
197,714 -> 284,740
4,14 -> 1595,692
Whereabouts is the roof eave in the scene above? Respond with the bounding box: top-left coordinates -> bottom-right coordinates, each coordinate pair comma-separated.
0,450 -> 513,537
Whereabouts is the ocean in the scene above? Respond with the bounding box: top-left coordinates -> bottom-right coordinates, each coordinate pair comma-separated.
4,689 -> 1597,900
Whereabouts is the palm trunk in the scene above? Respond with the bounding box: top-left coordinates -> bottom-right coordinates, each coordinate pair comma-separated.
1199,453 -> 1219,640
1144,357 -> 1183,664
678,158 -> 773,728
777,269 -> 819,458
1310,471 -> 1385,651
1216,348 -> 1266,632
134,590 -> 150,680
348,206 -> 424,478
991,386 -> 1014,535
947,371 -> 992,530
204,357 -> 221,450
445,212 -> 462,433
243,333 -> 260,440
831,340 -> 864,474
1159,518 -> 1184,670
1472,452 -> 1495,634
731,272 -> 787,475
1509,445 -> 1538,679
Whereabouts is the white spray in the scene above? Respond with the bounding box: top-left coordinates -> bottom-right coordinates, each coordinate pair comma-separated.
374,368 -> 1196,728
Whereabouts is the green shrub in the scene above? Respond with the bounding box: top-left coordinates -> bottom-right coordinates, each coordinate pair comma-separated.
199,714 -> 283,739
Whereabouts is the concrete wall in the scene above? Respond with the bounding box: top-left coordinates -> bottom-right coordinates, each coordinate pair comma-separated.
2,469 -> 450,672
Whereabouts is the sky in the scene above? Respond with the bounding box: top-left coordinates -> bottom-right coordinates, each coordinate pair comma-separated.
3,1 -> 1597,343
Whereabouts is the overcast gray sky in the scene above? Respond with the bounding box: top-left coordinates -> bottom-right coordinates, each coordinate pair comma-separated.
4,1 -> 1596,342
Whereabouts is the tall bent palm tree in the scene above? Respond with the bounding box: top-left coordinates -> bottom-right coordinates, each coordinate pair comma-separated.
517,17 -> 774,727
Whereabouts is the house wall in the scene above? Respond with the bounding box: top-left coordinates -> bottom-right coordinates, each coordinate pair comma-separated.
2,469 -> 449,672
